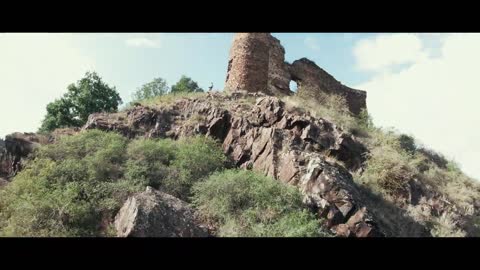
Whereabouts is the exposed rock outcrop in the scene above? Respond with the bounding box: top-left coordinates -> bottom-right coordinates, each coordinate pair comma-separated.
299,155 -> 382,237
114,187 -> 209,237
85,92 -> 382,237
5,33 -> 477,238
0,133 -> 49,179
225,33 -> 367,115
0,129 -> 79,180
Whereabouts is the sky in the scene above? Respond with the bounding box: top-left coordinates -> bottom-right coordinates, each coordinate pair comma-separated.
0,32 -> 479,180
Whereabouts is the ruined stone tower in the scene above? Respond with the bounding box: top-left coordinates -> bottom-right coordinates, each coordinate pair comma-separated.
225,33 -> 367,115
225,33 -> 291,96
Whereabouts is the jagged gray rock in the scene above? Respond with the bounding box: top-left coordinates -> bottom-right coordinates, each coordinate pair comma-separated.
114,187 -> 209,237
0,133 -> 48,178
86,93 -> 381,237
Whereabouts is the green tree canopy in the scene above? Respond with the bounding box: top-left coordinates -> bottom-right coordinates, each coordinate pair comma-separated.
171,75 -> 204,94
132,77 -> 169,102
39,72 -> 122,133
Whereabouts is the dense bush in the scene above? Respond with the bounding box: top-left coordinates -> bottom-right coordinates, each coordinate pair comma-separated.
192,170 -> 329,237
167,136 -> 227,200
398,134 -> 417,155
0,130 -> 135,237
125,138 -> 177,189
124,136 -> 227,201
358,130 -> 420,195
0,131 -> 227,237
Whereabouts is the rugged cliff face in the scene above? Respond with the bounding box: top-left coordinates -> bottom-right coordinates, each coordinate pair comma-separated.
71,91 -> 476,237
0,133 -> 47,180
3,91 -> 479,237
82,91 -> 380,236
0,130 -> 78,183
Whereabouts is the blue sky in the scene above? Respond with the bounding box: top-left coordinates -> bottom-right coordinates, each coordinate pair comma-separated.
49,33 -> 377,103
1,33 -> 479,180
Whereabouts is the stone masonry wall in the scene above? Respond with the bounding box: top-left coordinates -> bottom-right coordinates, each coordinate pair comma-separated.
266,36 -> 292,96
225,33 -> 270,94
289,58 -> 367,115
225,33 -> 367,115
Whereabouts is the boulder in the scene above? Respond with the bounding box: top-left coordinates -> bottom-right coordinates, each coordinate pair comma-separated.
114,187 -> 209,237
0,133 -> 49,178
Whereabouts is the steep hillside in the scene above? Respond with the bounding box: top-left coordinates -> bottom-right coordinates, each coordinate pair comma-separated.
2,90 -> 478,237
1,32 -> 479,237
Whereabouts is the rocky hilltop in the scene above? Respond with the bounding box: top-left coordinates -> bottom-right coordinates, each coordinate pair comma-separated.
1,33 -> 479,237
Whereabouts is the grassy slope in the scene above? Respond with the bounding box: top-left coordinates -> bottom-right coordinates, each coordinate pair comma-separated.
283,89 -> 480,237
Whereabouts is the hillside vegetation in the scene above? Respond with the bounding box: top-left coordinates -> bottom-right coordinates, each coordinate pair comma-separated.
2,84 -> 479,237
0,130 -> 328,237
284,87 -> 480,237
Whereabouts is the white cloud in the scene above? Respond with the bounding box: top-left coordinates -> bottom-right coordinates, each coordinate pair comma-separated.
125,37 -> 161,48
0,33 -> 95,137
354,33 -> 480,180
354,33 -> 427,72
304,36 -> 321,51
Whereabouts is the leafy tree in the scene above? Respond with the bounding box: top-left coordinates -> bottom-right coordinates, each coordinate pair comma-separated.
132,77 -> 169,102
39,72 -> 122,132
38,98 -> 82,133
171,75 -> 204,94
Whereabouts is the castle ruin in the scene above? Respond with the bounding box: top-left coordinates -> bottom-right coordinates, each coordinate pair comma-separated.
225,33 -> 367,115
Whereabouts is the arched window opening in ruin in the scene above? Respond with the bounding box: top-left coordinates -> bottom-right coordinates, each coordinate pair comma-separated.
289,80 -> 298,93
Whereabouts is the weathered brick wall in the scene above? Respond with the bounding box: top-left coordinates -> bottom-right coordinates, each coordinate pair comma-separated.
225,33 -> 367,115
289,58 -> 367,115
266,36 -> 292,96
225,33 -> 270,93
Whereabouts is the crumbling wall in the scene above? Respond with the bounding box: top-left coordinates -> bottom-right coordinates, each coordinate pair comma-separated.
266,36 -> 292,96
225,33 -> 367,115
289,58 -> 367,115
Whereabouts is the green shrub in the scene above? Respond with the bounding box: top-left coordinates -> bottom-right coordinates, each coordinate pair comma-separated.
398,134 -> 417,155
125,138 -> 177,188
192,169 -> 329,237
0,130 -> 138,237
122,136 -> 226,201
165,136 -> 226,200
356,129 -> 421,195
